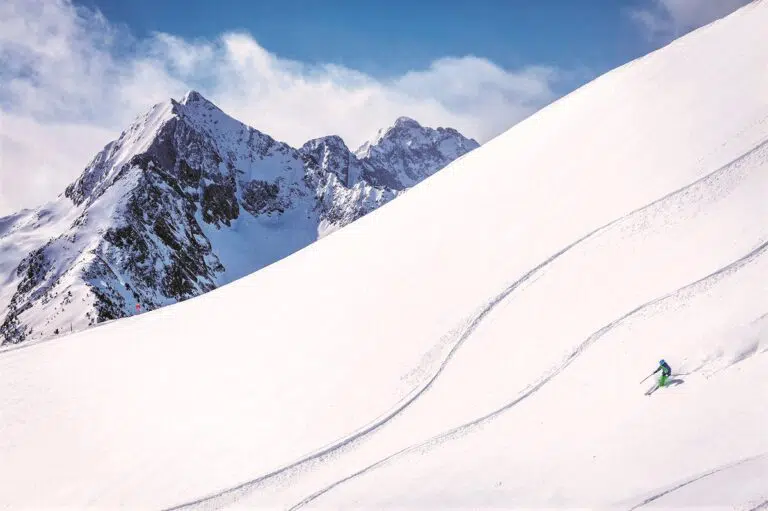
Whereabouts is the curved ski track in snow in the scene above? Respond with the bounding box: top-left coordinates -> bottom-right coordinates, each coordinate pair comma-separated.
166,213 -> 598,511
168,140 -> 767,511
748,500 -> 768,511
626,453 -> 768,510
289,240 -> 768,510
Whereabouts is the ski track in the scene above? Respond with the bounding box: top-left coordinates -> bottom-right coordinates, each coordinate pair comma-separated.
748,499 -> 768,511
165,209 -> 599,511
289,241 -> 768,511
167,141 -> 767,511
626,453 -> 768,511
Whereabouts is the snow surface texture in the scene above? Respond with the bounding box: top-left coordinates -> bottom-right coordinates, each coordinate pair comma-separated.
1,2 -> 768,509
0,93 -> 478,345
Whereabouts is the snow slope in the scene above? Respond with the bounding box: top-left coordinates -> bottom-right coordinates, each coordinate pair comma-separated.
1,2 -> 767,510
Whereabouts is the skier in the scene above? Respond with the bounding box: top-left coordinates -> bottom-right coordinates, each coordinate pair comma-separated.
653,359 -> 672,387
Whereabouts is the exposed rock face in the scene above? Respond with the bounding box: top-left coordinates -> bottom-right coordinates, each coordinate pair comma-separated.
0,91 -> 479,345
355,116 -> 480,189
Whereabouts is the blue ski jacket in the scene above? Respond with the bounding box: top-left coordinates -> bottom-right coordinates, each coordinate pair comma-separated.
655,360 -> 672,377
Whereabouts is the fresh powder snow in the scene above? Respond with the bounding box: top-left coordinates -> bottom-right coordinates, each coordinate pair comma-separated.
0,2 -> 767,510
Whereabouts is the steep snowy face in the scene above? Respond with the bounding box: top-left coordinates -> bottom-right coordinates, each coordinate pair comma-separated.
356,117 -> 480,189
0,94 -> 476,345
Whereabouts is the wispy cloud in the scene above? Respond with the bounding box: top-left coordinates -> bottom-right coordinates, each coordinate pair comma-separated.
629,0 -> 751,41
0,0 -> 568,215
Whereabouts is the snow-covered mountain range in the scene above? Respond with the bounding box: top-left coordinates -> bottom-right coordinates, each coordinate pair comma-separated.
0,93 -> 478,345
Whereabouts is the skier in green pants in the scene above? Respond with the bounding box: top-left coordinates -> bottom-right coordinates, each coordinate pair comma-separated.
653,359 -> 672,387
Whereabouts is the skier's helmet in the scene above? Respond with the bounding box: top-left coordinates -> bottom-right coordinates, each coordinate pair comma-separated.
659,359 -> 666,365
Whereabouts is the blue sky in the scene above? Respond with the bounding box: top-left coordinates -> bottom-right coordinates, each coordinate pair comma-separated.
0,0 -> 751,214
81,0 -> 648,80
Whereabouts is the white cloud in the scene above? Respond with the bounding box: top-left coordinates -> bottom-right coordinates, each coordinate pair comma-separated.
629,0 -> 751,40
0,0 -> 567,216
0,114 -> 116,210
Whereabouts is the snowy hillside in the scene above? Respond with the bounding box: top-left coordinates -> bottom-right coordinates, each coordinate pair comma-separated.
0,93 -> 477,345
1,2 -> 767,510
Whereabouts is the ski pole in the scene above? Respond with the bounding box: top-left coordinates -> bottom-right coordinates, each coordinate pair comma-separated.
639,372 -> 655,384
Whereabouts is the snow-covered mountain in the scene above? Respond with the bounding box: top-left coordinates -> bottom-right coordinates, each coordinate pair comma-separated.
1,2 -> 767,509
0,94 -> 478,345
355,116 -> 479,189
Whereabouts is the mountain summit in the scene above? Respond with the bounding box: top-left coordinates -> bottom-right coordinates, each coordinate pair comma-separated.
355,116 -> 478,189
0,95 -> 478,344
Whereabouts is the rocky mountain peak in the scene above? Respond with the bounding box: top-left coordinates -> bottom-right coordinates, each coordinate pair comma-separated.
354,117 -> 480,190
177,90 -> 228,120
181,90 -> 206,105
300,135 -> 360,187
393,116 -> 422,129
0,93 -> 479,346
301,135 -> 349,152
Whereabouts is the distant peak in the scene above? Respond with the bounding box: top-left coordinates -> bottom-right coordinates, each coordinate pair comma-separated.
176,90 -> 232,120
181,90 -> 211,106
393,116 -> 421,129
301,135 -> 350,153
316,135 -> 346,146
